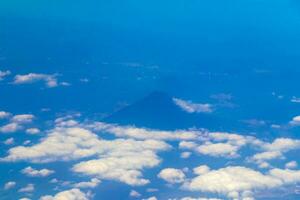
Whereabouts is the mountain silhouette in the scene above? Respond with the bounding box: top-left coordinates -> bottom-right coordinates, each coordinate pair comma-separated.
104,91 -> 231,130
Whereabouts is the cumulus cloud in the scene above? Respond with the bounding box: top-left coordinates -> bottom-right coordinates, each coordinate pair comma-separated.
13,73 -> 59,88
73,178 -> 101,189
4,181 -> 16,190
173,98 -> 213,113
2,127 -> 170,186
0,70 -> 11,80
40,188 -> 90,200
21,166 -> 54,177
158,168 -> 186,184
184,165 -> 300,200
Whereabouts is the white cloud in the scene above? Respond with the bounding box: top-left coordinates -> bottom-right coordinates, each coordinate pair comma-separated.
0,111 -> 11,119
0,70 -> 11,80
26,128 -> 40,135
129,190 -> 141,198
184,165 -> 300,199
4,137 -> 14,145
173,98 -> 213,113
13,73 -> 58,88
73,178 -> 101,189
179,132 -> 260,159
290,116 -> 300,126
291,97 -> 300,103
193,165 -> 210,175
18,184 -> 35,193
285,161 -> 298,169
249,138 -> 300,166
12,114 -> 34,124
0,123 -> 21,133
4,181 -> 16,190
180,152 -> 192,159
40,188 -> 90,200
180,197 -> 223,200
3,127 -> 170,186
142,197 -> 157,200
21,166 -> 54,177
196,142 -> 239,158
89,122 -> 201,141
158,168 -> 186,184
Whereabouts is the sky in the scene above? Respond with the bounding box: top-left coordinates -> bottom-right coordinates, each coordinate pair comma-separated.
1,0 -> 300,200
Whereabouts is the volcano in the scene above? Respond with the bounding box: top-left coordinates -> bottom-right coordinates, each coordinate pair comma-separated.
104,91 -> 231,130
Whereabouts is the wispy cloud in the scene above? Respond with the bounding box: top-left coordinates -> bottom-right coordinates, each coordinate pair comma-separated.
173,98 -> 213,113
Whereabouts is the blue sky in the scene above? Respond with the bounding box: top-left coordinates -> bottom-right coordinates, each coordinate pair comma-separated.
1,1 -> 300,200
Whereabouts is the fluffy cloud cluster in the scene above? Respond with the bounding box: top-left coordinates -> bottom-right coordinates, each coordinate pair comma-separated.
21,166 -> 54,177
158,168 -> 186,184
173,98 -> 213,113
184,165 -> 300,200
2,127 -> 170,186
40,188 -> 90,200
